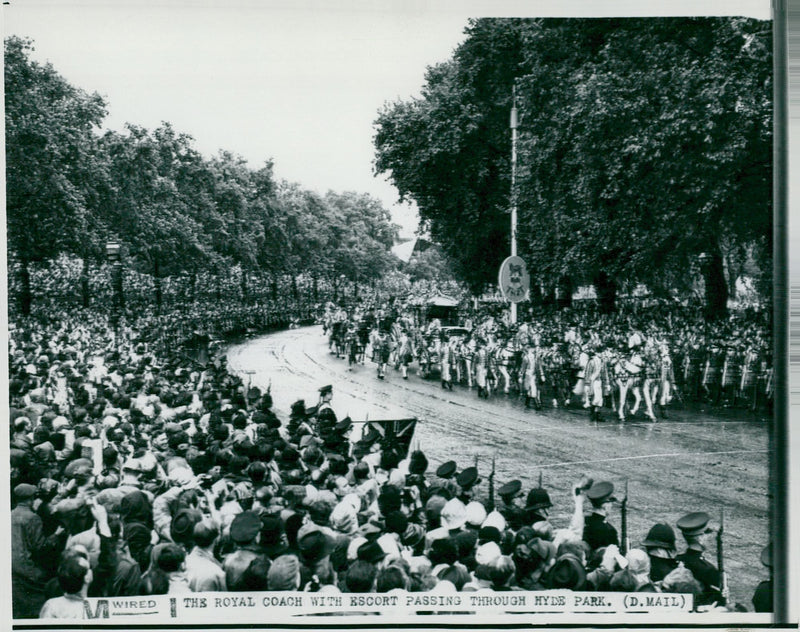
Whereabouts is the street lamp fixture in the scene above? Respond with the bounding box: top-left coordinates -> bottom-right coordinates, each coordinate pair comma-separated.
106,242 -> 125,313
106,242 -> 121,263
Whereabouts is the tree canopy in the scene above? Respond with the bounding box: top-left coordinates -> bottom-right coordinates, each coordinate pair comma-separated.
5,36 -> 402,314
374,17 -> 772,316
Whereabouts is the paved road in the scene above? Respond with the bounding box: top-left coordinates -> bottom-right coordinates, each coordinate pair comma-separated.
226,325 -> 772,607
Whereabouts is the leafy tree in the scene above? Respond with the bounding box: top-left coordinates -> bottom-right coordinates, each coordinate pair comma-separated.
5,36 -> 108,313
374,18 -> 772,318
98,123 -> 211,306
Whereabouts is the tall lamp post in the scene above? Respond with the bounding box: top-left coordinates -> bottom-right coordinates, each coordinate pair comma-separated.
106,242 -> 124,322
509,88 -> 519,324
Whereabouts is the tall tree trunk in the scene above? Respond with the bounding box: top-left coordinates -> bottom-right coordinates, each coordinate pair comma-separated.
593,270 -> 617,314
81,257 -> 90,308
292,275 -> 299,301
702,249 -> 728,320
153,257 -> 162,309
312,273 -> 318,302
556,274 -> 572,310
271,276 -> 278,301
20,257 -> 32,316
541,284 -> 556,307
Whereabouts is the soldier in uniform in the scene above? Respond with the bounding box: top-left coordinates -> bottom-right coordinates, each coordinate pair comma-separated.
675,511 -> 726,608
657,342 -> 675,418
496,479 -> 526,531
396,328 -> 414,380
456,466 -> 480,504
583,343 -> 606,422
376,330 -> 392,380
440,332 -> 454,391
641,339 -> 660,422
582,481 -> 619,552
520,340 -> 545,410
474,339 -> 490,399
619,342 -> 644,421
315,385 -> 337,443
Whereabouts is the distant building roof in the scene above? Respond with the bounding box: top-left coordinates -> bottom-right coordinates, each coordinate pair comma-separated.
427,294 -> 460,307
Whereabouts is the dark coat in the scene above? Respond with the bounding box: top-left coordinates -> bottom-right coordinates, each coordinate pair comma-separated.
11,504 -> 66,618
648,554 -> 679,583
583,512 -> 619,551
676,548 -> 725,607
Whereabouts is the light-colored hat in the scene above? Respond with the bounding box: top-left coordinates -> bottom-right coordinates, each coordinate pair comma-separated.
465,501 -> 487,527
481,510 -> 507,532
441,498 -> 467,530
475,541 -> 502,566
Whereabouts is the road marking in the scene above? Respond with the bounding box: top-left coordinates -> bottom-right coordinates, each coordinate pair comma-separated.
538,448 -> 771,469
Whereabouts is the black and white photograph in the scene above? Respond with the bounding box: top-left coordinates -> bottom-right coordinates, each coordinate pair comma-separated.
3,0 -> 788,628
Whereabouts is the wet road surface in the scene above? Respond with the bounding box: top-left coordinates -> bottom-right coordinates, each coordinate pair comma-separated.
226,325 -> 772,607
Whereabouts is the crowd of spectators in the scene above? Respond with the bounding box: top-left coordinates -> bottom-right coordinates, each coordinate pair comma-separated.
8,296 -> 773,620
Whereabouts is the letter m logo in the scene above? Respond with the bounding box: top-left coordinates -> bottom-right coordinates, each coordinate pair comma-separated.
84,599 -> 109,619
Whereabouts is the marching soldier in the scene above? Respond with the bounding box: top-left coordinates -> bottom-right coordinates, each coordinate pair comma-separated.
496,339 -> 516,395
642,339 -> 660,422
583,343 -> 606,422
396,328 -> 414,380
474,339 -> 490,399
619,343 -> 644,422
460,335 -> 476,388
376,330 -> 392,380
520,339 -> 546,410
657,342 -> 675,418
440,332 -> 454,391
675,511 -> 726,607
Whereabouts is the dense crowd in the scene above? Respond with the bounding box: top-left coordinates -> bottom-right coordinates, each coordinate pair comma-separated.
8,301 -> 773,621
324,299 -> 773,422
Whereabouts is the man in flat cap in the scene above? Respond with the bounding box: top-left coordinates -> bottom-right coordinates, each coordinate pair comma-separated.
497,480 -> 526,531
582,480 -> 619,552
675,511 -> 725,607
12,483 -> 67,618
224,511 -> 267,591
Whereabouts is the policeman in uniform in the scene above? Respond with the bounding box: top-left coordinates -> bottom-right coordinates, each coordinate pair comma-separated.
497,479 -> 526,531
675,511 -> 725,607
641,522 -> 679,583
583,481 -> 619,551
524,487 -> 553,527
